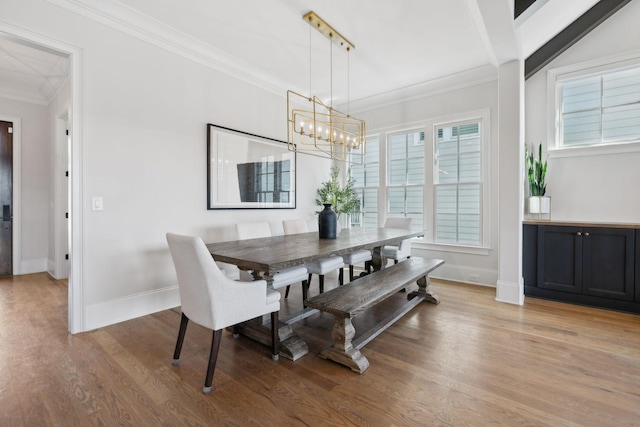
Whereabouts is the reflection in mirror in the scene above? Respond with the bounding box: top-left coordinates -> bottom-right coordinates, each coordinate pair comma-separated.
207,124 -> 296,209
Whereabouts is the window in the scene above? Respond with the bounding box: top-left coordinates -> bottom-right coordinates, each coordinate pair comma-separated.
350,109 -> 490,253
237,159 -> 290,203
434,121 -> 482,245
558,64 -> 640,148
387,130 -> 424,231
350,136 -> 379,227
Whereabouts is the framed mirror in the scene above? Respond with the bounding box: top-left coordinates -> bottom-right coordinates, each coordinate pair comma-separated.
207,124 -> 296,209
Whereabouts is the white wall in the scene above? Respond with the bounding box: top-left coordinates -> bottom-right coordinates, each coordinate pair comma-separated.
356,79 -> 501,286
0,97 -> 50,273
525,0 -> 640,223
1,0 -> 332,331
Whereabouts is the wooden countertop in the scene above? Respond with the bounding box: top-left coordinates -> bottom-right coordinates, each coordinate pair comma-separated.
523,220 -> 640,229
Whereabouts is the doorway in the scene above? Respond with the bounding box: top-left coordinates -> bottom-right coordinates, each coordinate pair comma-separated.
0,26 -> 83,333
0,120 -> 12,276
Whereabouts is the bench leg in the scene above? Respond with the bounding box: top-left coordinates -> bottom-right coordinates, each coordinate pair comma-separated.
318,317 -> 370,374
408,275 -> 440,304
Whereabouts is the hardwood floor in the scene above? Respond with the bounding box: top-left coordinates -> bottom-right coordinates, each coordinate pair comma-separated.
1,272 -> 639,426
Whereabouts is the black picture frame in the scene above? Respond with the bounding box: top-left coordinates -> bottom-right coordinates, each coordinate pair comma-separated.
207,124 -> 297,210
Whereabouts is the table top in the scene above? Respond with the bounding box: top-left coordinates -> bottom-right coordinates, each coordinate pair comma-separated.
207,227 -> 423,273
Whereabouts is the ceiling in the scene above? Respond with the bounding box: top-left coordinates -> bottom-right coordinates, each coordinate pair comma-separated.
0,34 -> 69,105
0,0 -> 599,107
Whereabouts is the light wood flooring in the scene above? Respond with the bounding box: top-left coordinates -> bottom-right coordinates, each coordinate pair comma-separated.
1,272 -> 639,426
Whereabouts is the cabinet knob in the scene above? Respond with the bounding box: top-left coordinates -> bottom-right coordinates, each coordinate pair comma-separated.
585,232 -> 590,236
577,232 -> 582,236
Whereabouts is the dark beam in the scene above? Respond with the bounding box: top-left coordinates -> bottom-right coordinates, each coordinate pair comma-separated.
524,0 -> 633,80
515,0 -> 538,19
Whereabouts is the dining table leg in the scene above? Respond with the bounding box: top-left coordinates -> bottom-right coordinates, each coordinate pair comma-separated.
233,316 -> 309,361
369,246 -> 384,272
232,271 -> 310,361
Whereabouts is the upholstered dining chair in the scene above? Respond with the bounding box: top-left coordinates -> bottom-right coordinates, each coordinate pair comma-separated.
235,222 -> 309,302
342,248 -> 372,282
282,218 -> 344,295
166,233 -> 280,394
292,210 -> 373,283
381,217 -> 413,264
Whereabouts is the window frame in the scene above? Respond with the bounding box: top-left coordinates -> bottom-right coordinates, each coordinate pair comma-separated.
420,109 -> 491,254
433,120 -> 483,246
547,52 -> 640,159
359,111 -> 491,255
385,128 -> 425,232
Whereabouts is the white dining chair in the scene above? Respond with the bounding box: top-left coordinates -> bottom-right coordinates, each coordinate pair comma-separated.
282,218 -> 344,294
381,217 -> 413,264
166,233 -> 280,394
342,248 -> 372,281
235,222 -> 310,302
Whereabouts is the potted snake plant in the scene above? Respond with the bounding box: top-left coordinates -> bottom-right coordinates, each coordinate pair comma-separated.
525,143 -> 550,215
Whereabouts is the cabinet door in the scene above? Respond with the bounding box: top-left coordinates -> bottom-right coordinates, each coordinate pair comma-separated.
523,224 -> 537,288
537,226 -> 582,293
583,227 -> 634,301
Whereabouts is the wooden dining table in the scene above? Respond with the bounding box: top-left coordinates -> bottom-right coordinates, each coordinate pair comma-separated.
207,227 -> 425,360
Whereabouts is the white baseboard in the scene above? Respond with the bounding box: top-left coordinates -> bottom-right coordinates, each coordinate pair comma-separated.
47,258 -> 55,277
18,258 -> 48,275
84,285 -> 181,332
428,263 -> 498,287
495,278 -> 525,305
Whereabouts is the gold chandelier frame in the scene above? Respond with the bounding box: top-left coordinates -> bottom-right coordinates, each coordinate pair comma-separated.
286,11 -> 366,163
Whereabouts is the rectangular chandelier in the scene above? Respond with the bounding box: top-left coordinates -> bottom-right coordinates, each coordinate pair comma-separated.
287,11 -> 366,164
287,90 -> 366,163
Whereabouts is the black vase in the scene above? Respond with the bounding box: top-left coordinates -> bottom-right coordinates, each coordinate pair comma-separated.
318,203 -> 337,239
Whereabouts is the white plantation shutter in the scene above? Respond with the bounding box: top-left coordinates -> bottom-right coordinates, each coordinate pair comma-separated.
350,136 -> 379,227
561,67 -> 640,146
434,122 -> 482,245
387,130 -> 424,231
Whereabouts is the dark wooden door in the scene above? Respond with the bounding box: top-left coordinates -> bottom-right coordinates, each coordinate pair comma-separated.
537,225 -> 582,293
582,227 -> 634,301
0,121 -> 13,276
636,230 -> 640,303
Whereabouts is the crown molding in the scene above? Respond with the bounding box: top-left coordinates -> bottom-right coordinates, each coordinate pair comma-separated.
44,0 -> 288,97
345,64 -> 498,114
43,0 -> 501,111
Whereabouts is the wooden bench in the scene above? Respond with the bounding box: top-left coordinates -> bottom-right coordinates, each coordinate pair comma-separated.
305,257 -> 444,373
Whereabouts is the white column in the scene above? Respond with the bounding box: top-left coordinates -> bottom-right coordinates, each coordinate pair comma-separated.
496,59 -> 525,305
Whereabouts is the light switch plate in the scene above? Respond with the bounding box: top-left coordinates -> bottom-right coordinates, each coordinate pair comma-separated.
92,197 -> 103,211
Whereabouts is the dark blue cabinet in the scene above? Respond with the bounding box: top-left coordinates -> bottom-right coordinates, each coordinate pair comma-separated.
524,223 -> 638,313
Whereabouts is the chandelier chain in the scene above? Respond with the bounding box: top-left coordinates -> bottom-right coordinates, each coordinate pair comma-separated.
347,50 -> 350,116
309,23 -> 312,98
330,36 -> 333,109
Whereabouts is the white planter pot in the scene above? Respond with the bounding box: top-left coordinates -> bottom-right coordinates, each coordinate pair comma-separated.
528,196 -> 550,214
